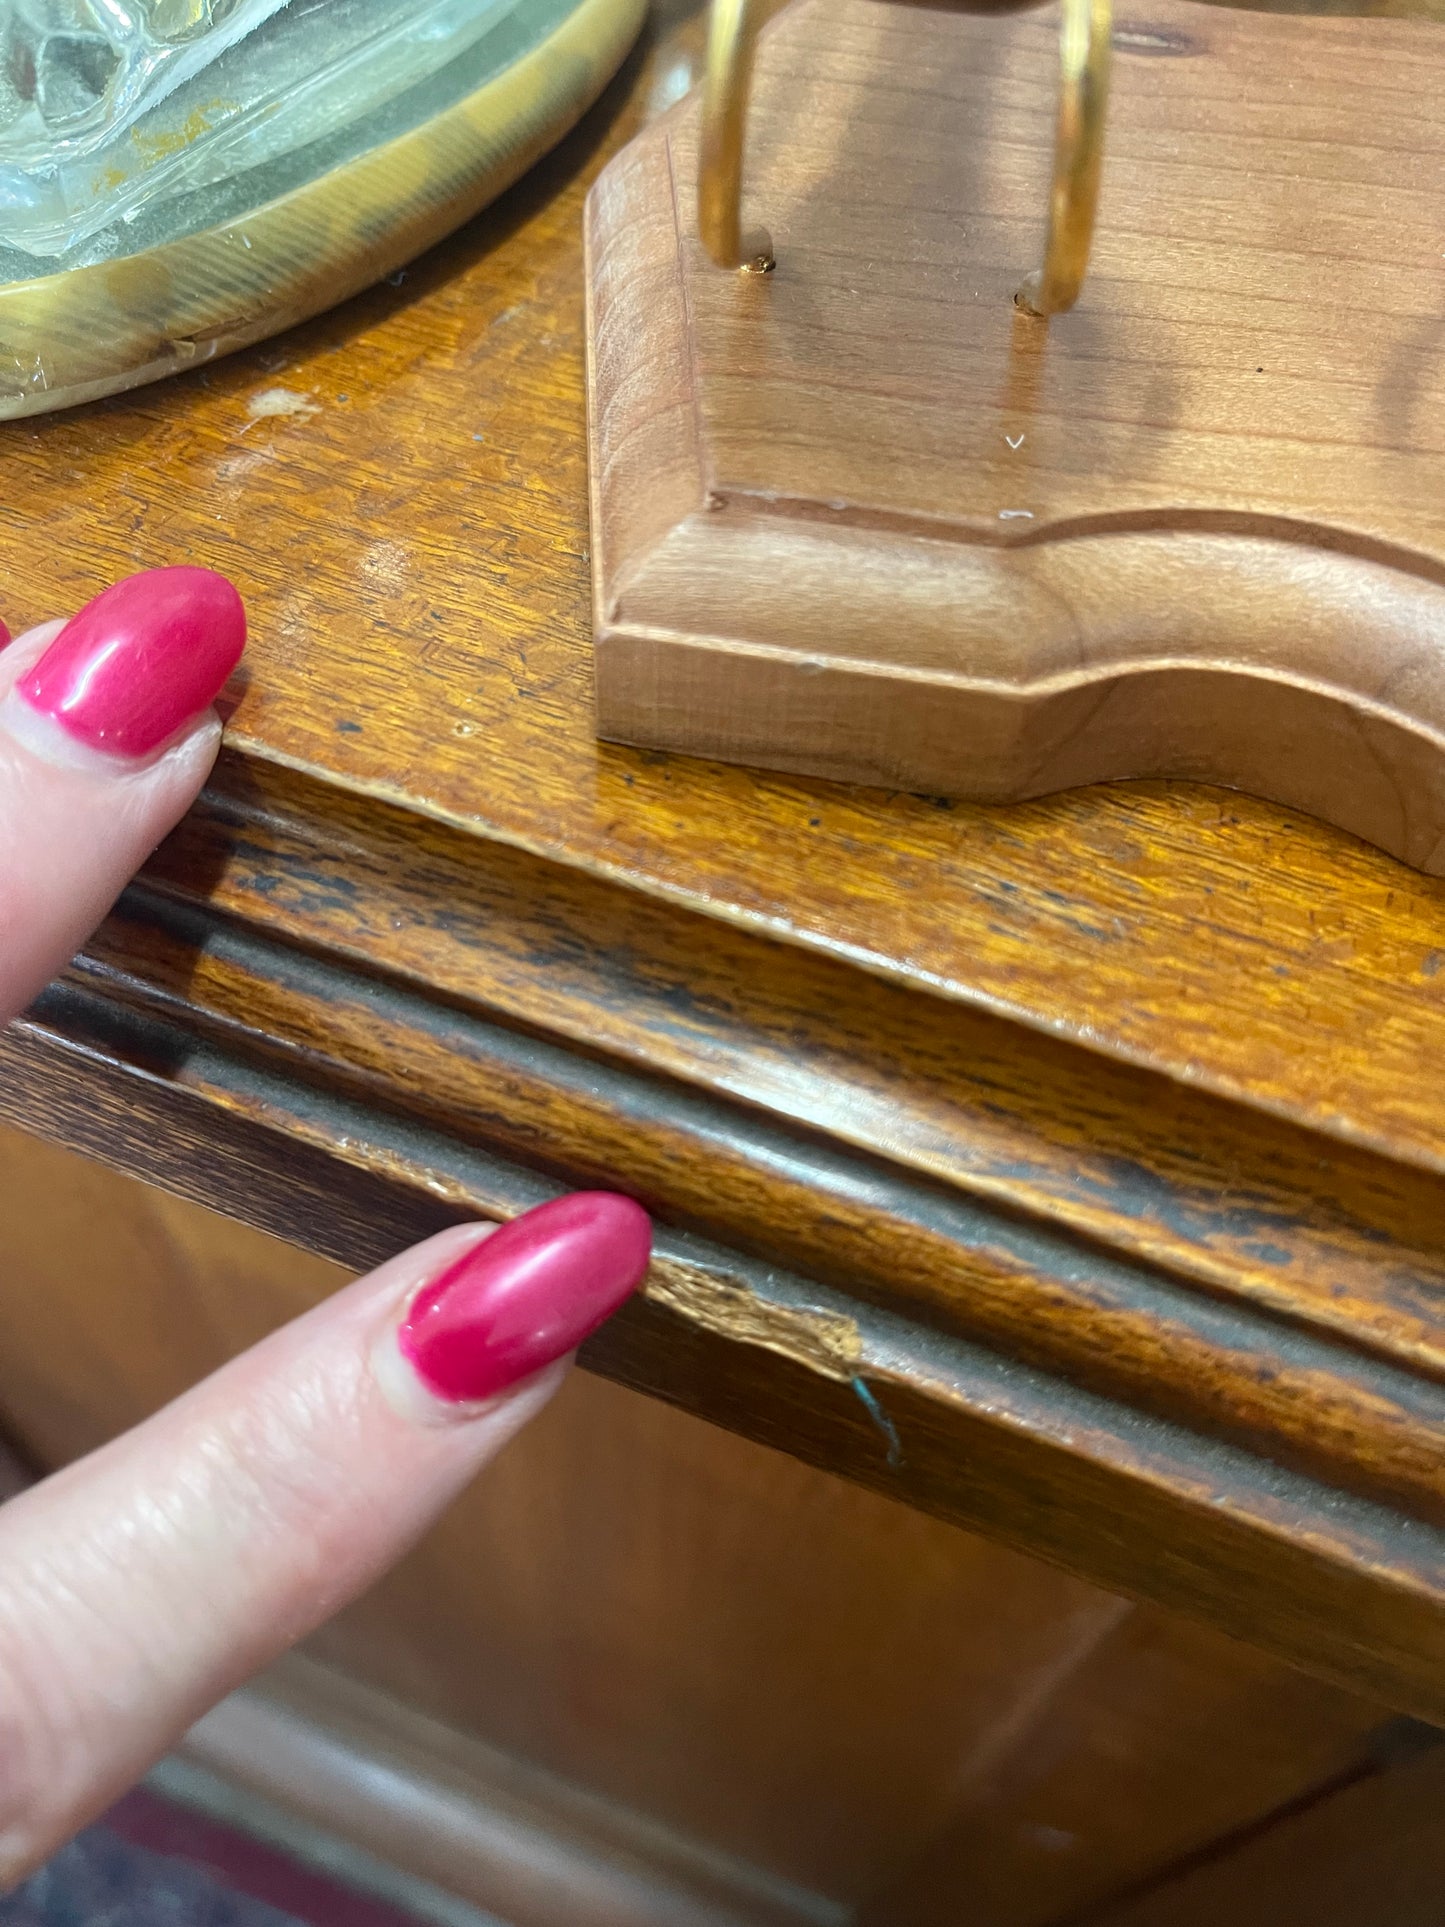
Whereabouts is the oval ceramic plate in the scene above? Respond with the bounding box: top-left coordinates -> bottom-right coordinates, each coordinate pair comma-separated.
0,0 -> 643,419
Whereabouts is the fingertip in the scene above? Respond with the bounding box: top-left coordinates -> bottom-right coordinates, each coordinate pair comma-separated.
398,1193 -> 651,1407
15,566 -> 246,762
0,595 -> 230,1022
375,1194 -> 652,1421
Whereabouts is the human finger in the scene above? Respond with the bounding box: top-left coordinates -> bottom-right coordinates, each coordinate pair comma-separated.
0,566 -> 245,1023
0,1191 -> 651,1882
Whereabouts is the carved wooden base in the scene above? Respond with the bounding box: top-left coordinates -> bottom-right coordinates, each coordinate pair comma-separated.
585,0 -> 1445,872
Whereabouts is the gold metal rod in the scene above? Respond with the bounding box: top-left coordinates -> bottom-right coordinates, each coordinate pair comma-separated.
698,0 -> 775,271
1015,0 -> 1112,314
697,0 -> 1107,298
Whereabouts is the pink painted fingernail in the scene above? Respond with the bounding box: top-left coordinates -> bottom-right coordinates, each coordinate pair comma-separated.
0,619 -> 10,649
19,566 -> 245,757
399,1193 -> 652,1403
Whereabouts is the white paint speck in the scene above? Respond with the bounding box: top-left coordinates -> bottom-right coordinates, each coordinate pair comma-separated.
1005,433 -> 1025,450
246,386 -> 320,423
998,508 -> 1035,520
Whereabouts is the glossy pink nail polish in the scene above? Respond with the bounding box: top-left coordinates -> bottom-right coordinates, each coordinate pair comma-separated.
399,1193 -> 652,1402
0,619 -> 10,649
19,566 -> 245,757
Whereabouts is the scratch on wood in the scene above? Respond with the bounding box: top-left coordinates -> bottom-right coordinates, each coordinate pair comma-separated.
852,1376 -> 904,1466
646,1257 -> 864,1381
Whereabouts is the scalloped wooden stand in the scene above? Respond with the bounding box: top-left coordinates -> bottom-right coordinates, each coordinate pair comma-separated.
584,0 -> 1445,872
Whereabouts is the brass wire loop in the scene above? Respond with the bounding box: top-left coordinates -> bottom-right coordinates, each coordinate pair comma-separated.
698,0 -> 774,271
696,0 -> 1111,309
1015,0 -> 1112,315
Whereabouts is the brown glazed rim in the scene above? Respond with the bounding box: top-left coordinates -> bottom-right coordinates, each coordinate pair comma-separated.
0,0 -> 645,420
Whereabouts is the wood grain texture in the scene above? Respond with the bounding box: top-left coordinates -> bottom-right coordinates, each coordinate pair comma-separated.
587,0 -> 1445,873
858,1617 -> 1426,1927
0,754 -> 1443,1721
0,1124 -> 1402,1923
59,770 -> 1445,1523
4,0 -> 1445,1178
2,0 -> 1445,1734
1091,1732 -> 1445,1927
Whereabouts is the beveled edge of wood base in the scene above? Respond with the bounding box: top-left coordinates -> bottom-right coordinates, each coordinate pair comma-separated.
594,506 -> 1445,881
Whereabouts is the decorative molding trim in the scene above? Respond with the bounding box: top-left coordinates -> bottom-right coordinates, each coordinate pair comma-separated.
3,758 -> 1443,1719
178,1655 -> 839,1927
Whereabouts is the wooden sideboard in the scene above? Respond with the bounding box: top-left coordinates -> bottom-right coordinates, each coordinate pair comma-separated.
2,1123 -> 1439,1927
0,0 -> 1442,1916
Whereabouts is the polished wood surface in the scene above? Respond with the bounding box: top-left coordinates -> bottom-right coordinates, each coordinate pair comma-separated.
1096,1734 -> 1445,1927
588,0 -> 1445,873
177,1657 -> 832,1927
0,1125 -> 1413,1925
0,0 -> 1443,1724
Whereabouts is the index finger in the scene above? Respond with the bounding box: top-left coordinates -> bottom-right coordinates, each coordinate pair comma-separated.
0,568 -> 245,1023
